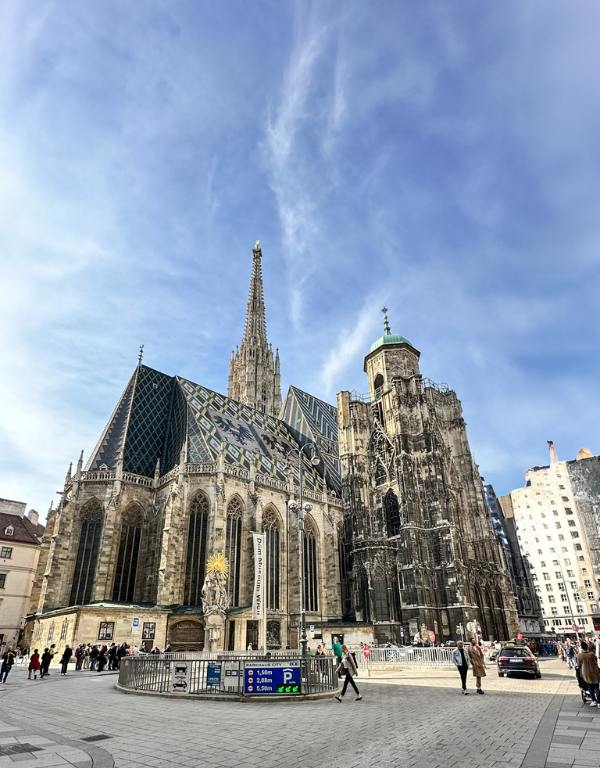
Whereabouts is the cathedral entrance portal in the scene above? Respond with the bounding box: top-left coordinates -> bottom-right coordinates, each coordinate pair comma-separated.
168,618 -> 205,651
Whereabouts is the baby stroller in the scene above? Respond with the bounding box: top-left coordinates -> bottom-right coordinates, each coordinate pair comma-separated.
576,666 -> 591,704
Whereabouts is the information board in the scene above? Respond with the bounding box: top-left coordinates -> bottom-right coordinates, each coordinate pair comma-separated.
243,661 -> 301,695
206,662 -> 222,687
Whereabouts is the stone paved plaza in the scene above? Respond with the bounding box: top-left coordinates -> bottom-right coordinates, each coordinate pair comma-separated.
1,659 -> 599,768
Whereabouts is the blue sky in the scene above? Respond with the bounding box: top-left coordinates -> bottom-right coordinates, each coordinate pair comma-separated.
1,0 -> 599,518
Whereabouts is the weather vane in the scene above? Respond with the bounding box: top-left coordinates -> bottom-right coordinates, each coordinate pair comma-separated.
138,344 -> 144,365
381,306 -> 391,335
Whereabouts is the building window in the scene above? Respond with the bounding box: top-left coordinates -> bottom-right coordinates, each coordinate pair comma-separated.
554,572 -> 561,579
263,507 -> 280,610
565,507 -> 573,515
98,622 -> 114,641
112,506 -> 143,603
60,619 -> 69,641
0,573 -> 5,589
303,517 -> 319,613
543,573 -> 550,580
70,501 -> 104,606
551,607 -> 558,615
581,618 -> 589,625
226,497 -> 243,607
585,579 -> 592,588
546,584 -> 553,592
142,622 -> 156,641
540,561 -> 546,567
384,489 -> 401,537
0,547 -> 12,559
184,493 -> 209,606
3,527 -> 13,537
47,621 -> 55,643
548,596 -> 556,603
571,531 -> 579,539
588,592 -> 595,600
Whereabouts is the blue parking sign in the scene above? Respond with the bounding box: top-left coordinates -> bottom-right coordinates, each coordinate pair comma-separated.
243,661 -> 301,695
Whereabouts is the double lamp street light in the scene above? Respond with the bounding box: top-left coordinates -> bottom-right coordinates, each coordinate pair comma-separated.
287,441 -> 321,657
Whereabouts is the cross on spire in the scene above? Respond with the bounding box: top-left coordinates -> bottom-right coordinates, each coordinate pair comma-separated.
138,344 -> 144,366
381,306 -> 391,335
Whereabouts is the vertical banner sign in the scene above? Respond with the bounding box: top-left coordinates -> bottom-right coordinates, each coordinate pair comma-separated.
252,533 -> 265,621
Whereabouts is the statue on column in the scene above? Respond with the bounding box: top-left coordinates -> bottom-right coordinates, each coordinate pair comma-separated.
202,553 -> 230,651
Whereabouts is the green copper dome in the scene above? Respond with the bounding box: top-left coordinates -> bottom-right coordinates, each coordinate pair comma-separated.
369,333 -> 412,353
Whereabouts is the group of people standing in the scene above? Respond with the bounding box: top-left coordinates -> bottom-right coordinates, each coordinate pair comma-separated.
452,639 -> 487,695
0,641 -> 167,683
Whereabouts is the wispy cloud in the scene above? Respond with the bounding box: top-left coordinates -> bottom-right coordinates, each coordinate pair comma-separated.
320,297 -> 381,396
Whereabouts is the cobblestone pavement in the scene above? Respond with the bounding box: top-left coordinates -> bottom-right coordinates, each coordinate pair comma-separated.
1,658 -> 598,768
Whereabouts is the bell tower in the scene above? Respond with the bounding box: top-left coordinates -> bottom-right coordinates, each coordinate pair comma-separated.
227,241 -> 282,416
364,307 -> 421,402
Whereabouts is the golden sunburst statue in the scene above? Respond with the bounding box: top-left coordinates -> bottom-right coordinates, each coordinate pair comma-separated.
206,552 -> 229,577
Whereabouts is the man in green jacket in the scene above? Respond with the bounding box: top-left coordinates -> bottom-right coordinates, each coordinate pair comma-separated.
332,636 -> 342,662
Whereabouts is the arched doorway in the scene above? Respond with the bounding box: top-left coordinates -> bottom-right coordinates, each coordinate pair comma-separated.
168,618 -> 205,651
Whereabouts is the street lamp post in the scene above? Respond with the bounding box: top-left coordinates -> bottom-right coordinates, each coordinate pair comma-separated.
287,441 -> 320,658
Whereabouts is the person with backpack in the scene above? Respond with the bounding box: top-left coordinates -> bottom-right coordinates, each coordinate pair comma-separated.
565,641 -> 577,670
334,644 -> 362,702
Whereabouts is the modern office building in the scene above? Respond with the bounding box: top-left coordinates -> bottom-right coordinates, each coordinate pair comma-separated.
499,442 -> 600,635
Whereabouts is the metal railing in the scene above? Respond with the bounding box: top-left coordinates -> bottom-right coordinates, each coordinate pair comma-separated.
118,655 -> 337,697
364,646 -> 455,667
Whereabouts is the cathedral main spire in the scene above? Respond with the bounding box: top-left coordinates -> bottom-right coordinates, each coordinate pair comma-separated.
243,241 -> 268,345
228,242 -> 282,417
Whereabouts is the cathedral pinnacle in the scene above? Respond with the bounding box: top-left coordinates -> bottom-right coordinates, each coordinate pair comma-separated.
381,306 -> 392,335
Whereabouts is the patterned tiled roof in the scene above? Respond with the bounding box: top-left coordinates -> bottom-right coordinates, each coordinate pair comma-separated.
86,366 -> 337,493
281,386 -> 341,492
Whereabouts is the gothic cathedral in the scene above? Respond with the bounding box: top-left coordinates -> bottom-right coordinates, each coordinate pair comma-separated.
26,245 -> 518,650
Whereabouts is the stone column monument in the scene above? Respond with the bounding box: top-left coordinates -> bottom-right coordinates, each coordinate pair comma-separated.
201,554 -> 230,652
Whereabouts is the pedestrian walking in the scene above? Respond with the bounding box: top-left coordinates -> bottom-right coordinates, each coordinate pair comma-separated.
60,645 -> 73,675
467,638 -> 486,695
1,649 -> 15,683
565,641 -> 577,670
577,641 -> 600,707
83,645 -> 91,670
334,644 -> 362,702
90,645 -> 99,671
452,640 -> 471,695
40,648 -> 52,678
75,645 -> 84,670
28,649 -> 41,680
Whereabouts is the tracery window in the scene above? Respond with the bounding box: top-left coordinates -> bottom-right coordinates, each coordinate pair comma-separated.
262,506 -> 280,610
384,489 -> 401,536
226,497 -> 243,607
112,505 -> 143,603
184,492 -> 209,606
374,461 -> 387,486
70,501 -> 103,606
303,517 -> 318,613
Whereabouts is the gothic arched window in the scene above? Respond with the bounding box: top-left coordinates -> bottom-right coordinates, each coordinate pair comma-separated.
303,517 -> 319,613
262,506 -> 280,610
112,505 -> 144,602
375,460 -> 387,486
384,489 -> 401,537
70,501 -> 104,606
184,492 -> 209,606
226,497 -> 243,607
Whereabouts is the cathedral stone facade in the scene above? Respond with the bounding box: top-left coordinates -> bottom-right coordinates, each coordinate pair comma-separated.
26,246 -> 518,651
337,313 -> 518,643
